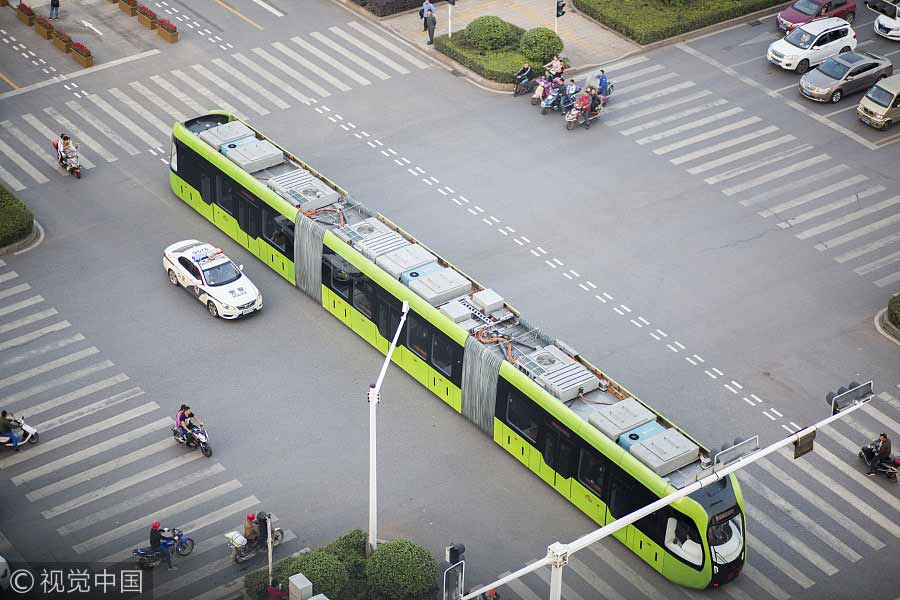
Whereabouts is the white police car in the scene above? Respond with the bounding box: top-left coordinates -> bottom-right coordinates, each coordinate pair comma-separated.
163,240 -> 262,319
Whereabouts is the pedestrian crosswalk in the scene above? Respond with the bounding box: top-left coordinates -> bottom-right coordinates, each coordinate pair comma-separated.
0,268 -> 296,599
484,388 -> 900,600
0,20 -> 428,188
582,56 -> 900,290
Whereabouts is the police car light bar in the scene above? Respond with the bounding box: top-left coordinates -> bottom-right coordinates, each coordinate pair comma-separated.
192,248 -> 224,264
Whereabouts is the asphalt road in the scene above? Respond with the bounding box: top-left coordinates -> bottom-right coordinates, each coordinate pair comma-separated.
1,1 -> 899,599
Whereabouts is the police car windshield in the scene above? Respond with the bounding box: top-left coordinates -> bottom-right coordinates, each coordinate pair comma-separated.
203,261 -> 241,286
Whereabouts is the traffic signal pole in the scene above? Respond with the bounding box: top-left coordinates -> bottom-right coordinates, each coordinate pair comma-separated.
461,385 -> 876,600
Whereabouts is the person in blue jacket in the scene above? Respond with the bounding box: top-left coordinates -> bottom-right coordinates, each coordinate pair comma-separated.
595,69 -> 608,97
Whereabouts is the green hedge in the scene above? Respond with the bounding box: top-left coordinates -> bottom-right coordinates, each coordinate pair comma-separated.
0,185 -> 33,248
366,540 -> 438,600
889,294 -> 900,329
464,16 -> 514,51
574,0 -> 786,45
519,27 -> 564,65
435,20 -> 533,84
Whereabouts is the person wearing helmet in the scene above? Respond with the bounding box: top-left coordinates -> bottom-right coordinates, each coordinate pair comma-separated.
149,521 -> 176,570
243,513 -> 259,547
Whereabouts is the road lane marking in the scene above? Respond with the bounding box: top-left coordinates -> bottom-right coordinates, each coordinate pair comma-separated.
346,21 -> 429,69
706,143 -> 815,184
778,185 -> 885,229
210,58 -> 289,110
606,90 -> 712,126
170,70 -> 247,120
0,136 -> 48,183
0,271 -> 18,284
35,388 -> 137,433
686,135 -> 795,174
760,174 -> 869,218
292,36 -> 370,86
1,402 -> 158,470
567,556 -> 629,600
748,536 -> 815,588
310,31 -> 390,80
27,436 -> 171,502
836,231 -> 900,263
64,99 -> 142,156
0,162 -> 25,190
621,99 -> 728,136
587,544 -> 667,600
74,479 -> 243,554
273,41 -> 351,92
815,205 -> 900,250
192,64 -> 271,116
0,283 -> 32,304
798,193 -> 900,239
614,72 -> 678,94
328,26 -> 410,75
608,81 -> 696,110
84,93 -> 160,149
609,64 -> 665,84
15,375 -> 130,420
1,332 -> 82,367
635,107 -> 743,144
740,565 -> 790,600
0,307 -> 57,335
212,0 -> 264,30
106,88 -> 173,136
250,47 -> 330,97
249,0 -> 283,17
738,161 -> 845,204
657,117 -> 763,156
128,81 -> 187,122
0,346 -> 98,390
602,54 -> 650,72
874,269 -> 900,287
0,120 -> 63,170
43,107 -> 117,162
230,52 -> 310,104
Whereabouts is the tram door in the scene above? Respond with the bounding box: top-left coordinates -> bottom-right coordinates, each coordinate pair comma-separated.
540,420 -> 576,497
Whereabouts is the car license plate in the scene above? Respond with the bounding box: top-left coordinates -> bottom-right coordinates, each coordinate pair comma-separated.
861,117 -> 871,125
779,22 -> 788,31
242,308 -> 254,315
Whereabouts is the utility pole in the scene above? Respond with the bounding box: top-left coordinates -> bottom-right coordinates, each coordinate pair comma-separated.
368,300 -> 410,555
462,381 -> 875,600
448,0 -> 456,39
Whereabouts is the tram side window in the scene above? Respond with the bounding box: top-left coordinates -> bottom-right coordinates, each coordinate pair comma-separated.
352,274 -> 375,320
262,207 -> 291,256
506,387 -> 539,444
407,313 -> 432,361
330,257 -> 353,300
664,509 -> 704,567
174,140 -> 203,195
608,465 -> 664,543
236,188 -> 261,239
431,331 -> 460,382
321,248 -> 334,292
376,291 -> 403,341
577,447 -> 608,498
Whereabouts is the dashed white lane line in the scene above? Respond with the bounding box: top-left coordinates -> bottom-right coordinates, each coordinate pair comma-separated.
686,357 -> 697,366
705,370 -> 718,380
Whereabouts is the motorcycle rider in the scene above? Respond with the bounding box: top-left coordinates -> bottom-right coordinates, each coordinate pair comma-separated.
175,405 -> 203,442
0,410 -> 20,452
595,69 -> 609,97
514,63 -> 533,94
255,511 -> 270,550
55,134 -> 74,163
243,513 -> 259,547
149,521 -> 176,570
574,89 -> 592,120
545,55 -> 564,79
867,432 -> 892,476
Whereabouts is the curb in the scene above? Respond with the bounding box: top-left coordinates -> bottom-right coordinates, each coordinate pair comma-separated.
0,221 -> 39,256
875,307 -> 900,348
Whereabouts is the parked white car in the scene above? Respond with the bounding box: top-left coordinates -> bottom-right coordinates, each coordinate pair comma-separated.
874,13 -> 900,41
768,17 -> 857,73
163,240 -> 262,319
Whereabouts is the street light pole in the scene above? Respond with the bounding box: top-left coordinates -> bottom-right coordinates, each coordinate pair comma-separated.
368,300 -> 410,555
449,4 -> 453,39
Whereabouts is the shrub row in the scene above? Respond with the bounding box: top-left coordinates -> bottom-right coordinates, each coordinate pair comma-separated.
889,294 -> 900,330
573,0 -> 786,45
244,529 -> 437,600
363,0 -> 423,17
0,185 -> 34,248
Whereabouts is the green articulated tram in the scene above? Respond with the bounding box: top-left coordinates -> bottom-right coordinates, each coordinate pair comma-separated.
169,112 -> 747,589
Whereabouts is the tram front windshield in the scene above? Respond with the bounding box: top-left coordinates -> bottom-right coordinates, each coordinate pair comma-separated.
708,506 -> 743,564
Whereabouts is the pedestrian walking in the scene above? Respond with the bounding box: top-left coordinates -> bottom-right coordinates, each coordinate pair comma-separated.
420,0 -> 435,32
49,0 -> 60,20
425,9 -> 437,45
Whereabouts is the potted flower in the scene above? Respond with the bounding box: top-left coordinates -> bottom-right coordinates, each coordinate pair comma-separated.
156,19 -> 178,43
52,29 -> 71,53
71,41 -> 93,68
137,5 -> 157,29
0,0 -> 9,8
16,2 -> 35,26
34,15 -> 53,39
119,0 -> 137,16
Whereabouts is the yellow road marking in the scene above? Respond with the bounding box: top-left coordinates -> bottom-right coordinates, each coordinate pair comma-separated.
213,0 -> 264,31
0,70 -> 20,90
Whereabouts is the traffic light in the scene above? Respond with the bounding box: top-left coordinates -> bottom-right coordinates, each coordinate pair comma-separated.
825,381 -> 873,415
448,0 -> 456,4
556,0 -> 566,17
446,543 -> 465,564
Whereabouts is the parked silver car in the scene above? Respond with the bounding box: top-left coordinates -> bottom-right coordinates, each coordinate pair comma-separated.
799,51 -> 894,103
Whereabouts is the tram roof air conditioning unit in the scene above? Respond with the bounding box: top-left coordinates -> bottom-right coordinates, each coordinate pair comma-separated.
267,169 -> 341,212
521,346 -> 600,402
199,121 -> 255,150
338,217 -> 391,244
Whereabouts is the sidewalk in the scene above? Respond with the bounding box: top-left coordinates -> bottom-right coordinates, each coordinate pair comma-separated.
382,0 -> 639,71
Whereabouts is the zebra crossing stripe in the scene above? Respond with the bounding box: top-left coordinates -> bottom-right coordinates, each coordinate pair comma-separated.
602,55 -> 649,72
615,72 -> 679,95
610,81 -> 696,110
0,295 -> 43,318
35,387 -> 138,433
705,144 -> 815,185
85,93 -> 160,148
740,565 -> 791,600
129,81 -> 187,122
587,544 -> 668,600
74,479 -> 243,555
636,107 -> 743,144
11,417 -> 169,484
292,36 -> 370,86
779,185 -> 885,229
856,250 -> 900,277
0,283 -> 32,304
503,576 -> 543,600
658,118 -> 763,156
739,161 -> 845,205
19,374 -> 130,419
0,402 -> 157,470
0,307 -> 58,335
816,209 -> 900,250
609,64 -> 665,84
108,87 -> 173,136
686,135 -> 795,175
874,269 -> 900,288
835,231 -> 900,264
231,53 -> 311,104
170,70 -> 248,121
27,436 -> 170,501
0,346 -> 98,391
566,556 -> 629,600
533,564 -> 589,600
0,120 -> 61,170
621,99 -> 729,136
272,41 -> 352,92
310,31 -> 390,80
192,64 -> 270,116
0,161 -> 25,191
21,112 -> 97,169
742,472 -> 861,562
43,106 -> 117,163
250,48 -> 330,98
149,75 -> 208,117
1,331 -> 82,367
58,462 -> 226,535
0,136 -> 48,183
210,59 -> 290,110
0,271 -> 18,284
761,174 -> 869,218
800,193 -> 900,239
66,99 -> 142,155
860,404 -> 900,440
747,505 -> 838,574
605,91 -> 712,126
346,21 -> 430,69
328,26 -> 410,75
748,536 -> 815,588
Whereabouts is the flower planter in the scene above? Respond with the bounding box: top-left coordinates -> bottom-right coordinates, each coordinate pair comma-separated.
34,23 -> 52,39
137,13 -> 157,29
52,36 -> 71,53
158,28 -> 178,43
119,1 -> 137,16
72,51 -> 93,68
0,0 -> 10,7
16,10 -> 35,26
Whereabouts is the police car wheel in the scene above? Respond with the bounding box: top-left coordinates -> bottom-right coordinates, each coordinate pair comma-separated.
167,270 -> 179,287
207,301 -> 219,318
